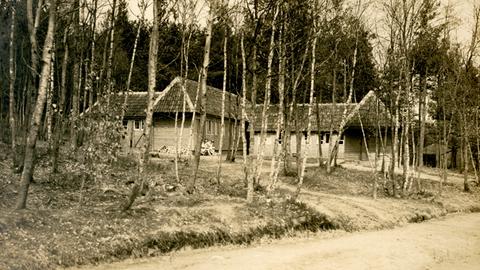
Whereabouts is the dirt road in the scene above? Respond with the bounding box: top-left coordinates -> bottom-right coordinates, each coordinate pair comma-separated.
76,213 -> 480,270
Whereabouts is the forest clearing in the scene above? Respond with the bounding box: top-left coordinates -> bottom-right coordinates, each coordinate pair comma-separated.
1,0 -> 480,269
1,141 -> 479,269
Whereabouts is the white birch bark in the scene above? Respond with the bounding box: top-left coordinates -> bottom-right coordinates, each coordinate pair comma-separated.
253,5 -> 279,185
16,0 -> 56,209
268,23 -> 285,192
122,0 -> 147,119
123,0 -> 160,210
190,3 -> 214,192
295,33 -> 317,198
216,33 -> 228,183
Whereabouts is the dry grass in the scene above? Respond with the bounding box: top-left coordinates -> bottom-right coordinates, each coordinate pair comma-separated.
0,143 -> 479,270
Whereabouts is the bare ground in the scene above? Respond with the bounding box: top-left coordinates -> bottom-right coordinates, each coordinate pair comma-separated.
70,212 -> 480,270
1,144 -> 480,269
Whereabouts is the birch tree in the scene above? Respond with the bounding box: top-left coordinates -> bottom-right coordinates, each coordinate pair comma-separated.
189,0 -> 215,193
122,0 -> 148,119
124,0 -> 161,210
268,17 -> 285,192
295,21 -> 317,198
252,4 -> 278,185
216,22 -> 228,183
8,0 -> 17,169
16,0 -> 57,209
52,29 -> 69,173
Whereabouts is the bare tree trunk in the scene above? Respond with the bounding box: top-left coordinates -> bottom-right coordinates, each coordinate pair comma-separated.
45,43 -> 55,142
106,0 -> 117,99
295,31 -> 317,198
326,43 -> 338,174
123,0 -> 160,210
468,141 -> 478,184
329,35 -> 358,168
52,30 -> 69,173
8,0 -> 17,168
409,118 -> 416,192
268,22 -> 285,192
401,113 -> 410,194
70,59 -> 80,148
315,95 -> 323,166
418,70 -> 427,167
98,22 -> 109,95
240,32 -> 252,201
189,6 -> 214,192
174,110 -> 180,181
122,1 -> 146,119
476,109 -> 480,184
22,0 -> 43,164
188,72 -> 202,153
249,46 -> 257,159
462,113 -> 471,192
216,33 -> 228,184
283,33 -> 309,176
88,0 -> 98,108
26,0 -> 43,78
390,69 -> 402,197
284,85 -> 295,175
16,0 -> 56,209
175,16 -> 193,182
253,6 -> 278,185
295,101 -> 303,178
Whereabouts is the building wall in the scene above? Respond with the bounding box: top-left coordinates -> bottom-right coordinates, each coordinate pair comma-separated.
121,119 -> 146,152
121,115 -> 240,153
253,129 -> 391,161
253,132 -> 344,158
343,128 -> 392,160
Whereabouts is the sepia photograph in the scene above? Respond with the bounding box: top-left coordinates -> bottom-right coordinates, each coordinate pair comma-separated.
0,0 -> 479,269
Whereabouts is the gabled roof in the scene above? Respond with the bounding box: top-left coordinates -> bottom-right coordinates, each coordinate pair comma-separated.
153,77 -> 240,118
252,91 -> 391,132
120,77 -> 241,119
121,92 -> 161,118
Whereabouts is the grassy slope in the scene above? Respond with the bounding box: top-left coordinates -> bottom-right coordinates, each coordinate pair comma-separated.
0,143 -> 479,270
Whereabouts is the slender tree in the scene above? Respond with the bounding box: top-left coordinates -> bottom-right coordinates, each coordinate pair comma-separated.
252,4 -> 278,186
123,0 -> 161,210
8,0 -> 17,169
16,0 -> 57,209
189,0 -> 215,193
216,25 -> 228,183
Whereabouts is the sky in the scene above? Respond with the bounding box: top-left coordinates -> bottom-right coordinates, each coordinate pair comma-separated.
123,0 -> 479,65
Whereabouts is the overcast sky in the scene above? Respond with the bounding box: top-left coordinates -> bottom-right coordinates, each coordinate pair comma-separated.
125,0 -> 478,63
128,0 -> 480,42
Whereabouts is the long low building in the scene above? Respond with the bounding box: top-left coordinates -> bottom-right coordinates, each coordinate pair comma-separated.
250,91 -> 392,161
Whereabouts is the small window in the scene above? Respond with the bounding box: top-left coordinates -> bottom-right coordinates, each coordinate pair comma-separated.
134,120 -> 144,130
123,120 -> 128,129
325,133 -> 330,144
339,134 -> 345,145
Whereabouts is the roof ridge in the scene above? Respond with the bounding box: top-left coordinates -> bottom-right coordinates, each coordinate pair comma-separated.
181,77 -> 240,98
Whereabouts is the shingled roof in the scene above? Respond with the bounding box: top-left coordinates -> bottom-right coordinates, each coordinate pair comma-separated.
153,77 -> 240,117
114,92 -> 161,118
119,77 -> 241,119
252,91 -> 391,132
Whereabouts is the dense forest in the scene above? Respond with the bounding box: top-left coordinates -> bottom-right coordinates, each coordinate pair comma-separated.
0,0 -> 479,209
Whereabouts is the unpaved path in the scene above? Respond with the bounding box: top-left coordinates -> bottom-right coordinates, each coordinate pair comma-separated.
76,213 -> 480,270
339,159 -> 470,186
